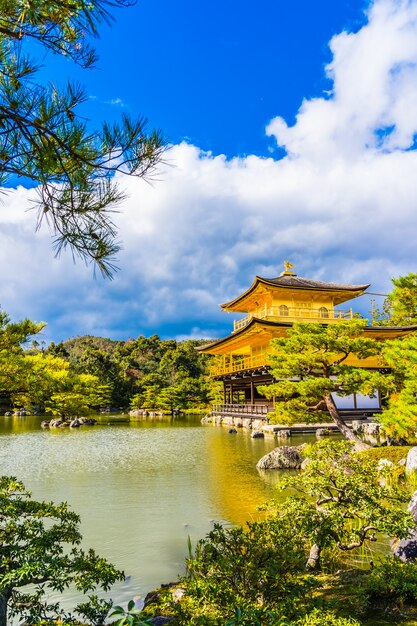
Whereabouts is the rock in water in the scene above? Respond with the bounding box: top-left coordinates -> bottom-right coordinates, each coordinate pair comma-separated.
251,430 -> 264,439
256,445 -> 304,470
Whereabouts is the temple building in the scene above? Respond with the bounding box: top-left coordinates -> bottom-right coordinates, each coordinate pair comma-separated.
197,262 -> 415,419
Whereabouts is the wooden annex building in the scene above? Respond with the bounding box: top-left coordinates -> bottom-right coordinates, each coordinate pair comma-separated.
197,263 -> 415,420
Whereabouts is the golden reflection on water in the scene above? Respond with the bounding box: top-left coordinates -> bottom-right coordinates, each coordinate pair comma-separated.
203,424 -> 281,524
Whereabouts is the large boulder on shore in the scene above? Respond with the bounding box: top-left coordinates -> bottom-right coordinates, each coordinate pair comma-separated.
363,422 -> 381,437
409,490 -> 417,524
391,490 -> 417,562
256,445 -> 304,470
392,532 -> 417,562
406,447 -> 417,474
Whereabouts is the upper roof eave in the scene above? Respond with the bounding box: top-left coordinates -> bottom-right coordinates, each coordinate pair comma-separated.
220,276 -> 370,310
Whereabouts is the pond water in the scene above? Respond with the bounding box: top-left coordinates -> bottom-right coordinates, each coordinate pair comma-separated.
0,414 -> 316,609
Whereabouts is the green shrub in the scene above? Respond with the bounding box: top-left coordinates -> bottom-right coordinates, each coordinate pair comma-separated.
362,557 -> 417,603
154,519 -> 317,625
357,446 -> 412,464
295,608 -> 362,625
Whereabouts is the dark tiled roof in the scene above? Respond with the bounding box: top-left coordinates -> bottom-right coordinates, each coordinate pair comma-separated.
260,274 -> 370,291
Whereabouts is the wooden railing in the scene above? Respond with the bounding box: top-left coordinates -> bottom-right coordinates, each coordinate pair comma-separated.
212,403 -> 272,416
209,354 -> 268,377
233,307 -> 353,332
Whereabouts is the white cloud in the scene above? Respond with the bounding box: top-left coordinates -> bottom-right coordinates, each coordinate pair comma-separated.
266,0 -> 417,161
1,0 -> 417,341
107,97 -> 125,107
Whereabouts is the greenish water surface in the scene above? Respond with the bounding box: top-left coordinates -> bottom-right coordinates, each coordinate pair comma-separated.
0,414 -> 314,608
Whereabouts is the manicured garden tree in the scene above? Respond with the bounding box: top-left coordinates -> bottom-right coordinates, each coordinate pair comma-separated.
44,373 -> 111,419
259,319 -> 387,448
268,440 -> 412,571
0,312 -> 112,416
0,476 -> 123,626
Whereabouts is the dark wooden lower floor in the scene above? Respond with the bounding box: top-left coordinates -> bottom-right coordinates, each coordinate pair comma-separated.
215,367 -> 382,420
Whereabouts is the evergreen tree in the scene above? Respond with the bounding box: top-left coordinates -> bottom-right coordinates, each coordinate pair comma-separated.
378,332 -> 417,439
387,273 -> 417,326
370,273 -> 417,327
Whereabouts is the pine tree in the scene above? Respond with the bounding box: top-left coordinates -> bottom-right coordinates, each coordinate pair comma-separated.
0,0 -> 165,276
259,320 -> 388,449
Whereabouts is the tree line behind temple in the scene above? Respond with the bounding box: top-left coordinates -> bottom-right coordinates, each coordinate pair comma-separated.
0,318 -> 220,417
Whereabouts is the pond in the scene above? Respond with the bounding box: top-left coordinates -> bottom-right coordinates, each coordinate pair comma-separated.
0,414 -> 316,609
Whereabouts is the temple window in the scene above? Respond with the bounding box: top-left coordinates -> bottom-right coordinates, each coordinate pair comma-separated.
279,304 -> 289,317
319,307 -> 329,319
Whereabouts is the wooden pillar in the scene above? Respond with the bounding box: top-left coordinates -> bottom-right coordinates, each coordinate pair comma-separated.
250,378 -> 254,405
230,382 -> 234,404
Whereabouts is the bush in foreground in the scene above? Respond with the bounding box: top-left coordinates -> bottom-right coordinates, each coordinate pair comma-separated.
0,476 -> 123,626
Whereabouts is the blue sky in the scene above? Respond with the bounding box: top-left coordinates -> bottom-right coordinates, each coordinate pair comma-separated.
37,0 -> 369,157
1,0 -> 417,343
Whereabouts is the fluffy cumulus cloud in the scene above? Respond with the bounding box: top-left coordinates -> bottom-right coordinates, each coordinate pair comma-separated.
1,0 -> 417,342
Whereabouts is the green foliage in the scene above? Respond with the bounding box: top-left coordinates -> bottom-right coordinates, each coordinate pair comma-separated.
110,600 -> 154,626
44,373 -> 111,418
0,314 -> 216,413
370,273 -> 417,327
0,310 -> 46,406
0,0 -> 165,275
377,333 -> 417,439
224,607 -> 290,625
268,441 -> 412,570
75,594 -> 114,626
0,309 -> 112,416
0,476 -> 123,626
361,557 -> 417,604
387,274 -> 417,326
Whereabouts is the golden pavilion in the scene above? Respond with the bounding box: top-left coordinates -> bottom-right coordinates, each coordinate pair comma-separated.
197,262 -> 415,419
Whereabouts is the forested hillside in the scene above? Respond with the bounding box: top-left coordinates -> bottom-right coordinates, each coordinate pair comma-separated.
46,335 -> 218,411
